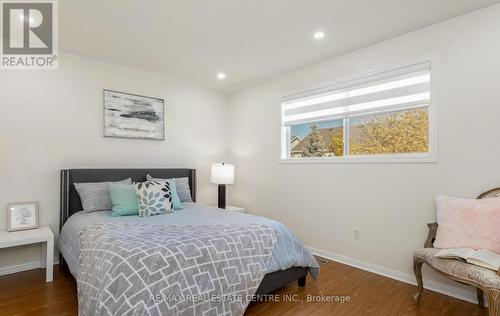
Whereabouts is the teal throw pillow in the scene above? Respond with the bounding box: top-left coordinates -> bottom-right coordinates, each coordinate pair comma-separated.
109,182 -> 139,216
167,178 -> 183,210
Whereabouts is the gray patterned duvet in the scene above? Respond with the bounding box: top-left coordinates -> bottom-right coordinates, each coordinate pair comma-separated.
78,223 -> 278,316
59,203 -> 319,280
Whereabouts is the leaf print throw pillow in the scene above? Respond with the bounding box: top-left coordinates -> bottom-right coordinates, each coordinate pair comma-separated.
134,180 -> 174,217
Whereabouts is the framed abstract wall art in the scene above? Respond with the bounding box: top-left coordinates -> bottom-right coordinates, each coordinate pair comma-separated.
103,89 -> 165,140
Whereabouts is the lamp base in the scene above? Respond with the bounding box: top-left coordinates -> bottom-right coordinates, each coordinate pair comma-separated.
218,184 -> 226,209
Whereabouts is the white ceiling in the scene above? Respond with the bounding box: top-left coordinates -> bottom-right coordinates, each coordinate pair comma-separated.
60,0 -> 500,91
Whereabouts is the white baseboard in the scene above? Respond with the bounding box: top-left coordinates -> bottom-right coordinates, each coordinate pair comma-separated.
0,256 -> 59,277
308,246 -> 481,305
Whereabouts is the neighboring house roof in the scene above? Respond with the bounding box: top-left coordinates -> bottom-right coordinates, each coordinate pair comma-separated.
291,127 -> 343,153
291,126 -> 363,153
290,135 -> 302,151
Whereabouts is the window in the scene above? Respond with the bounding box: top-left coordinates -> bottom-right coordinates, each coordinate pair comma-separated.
281,62 -> 434,162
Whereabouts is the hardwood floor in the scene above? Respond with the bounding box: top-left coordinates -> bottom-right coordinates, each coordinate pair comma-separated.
0,265 -> 77,316
0,261 -> 487,316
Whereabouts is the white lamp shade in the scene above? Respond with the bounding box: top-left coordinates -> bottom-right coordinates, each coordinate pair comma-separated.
211,163 -> 234,184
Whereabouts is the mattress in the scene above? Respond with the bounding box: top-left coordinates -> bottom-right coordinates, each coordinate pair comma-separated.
58,202 -> 319,279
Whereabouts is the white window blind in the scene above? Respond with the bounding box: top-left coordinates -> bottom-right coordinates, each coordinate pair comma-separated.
281,62 -> 430,126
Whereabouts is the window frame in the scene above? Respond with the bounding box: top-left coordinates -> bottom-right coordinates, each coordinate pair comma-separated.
280,59 -> 438,164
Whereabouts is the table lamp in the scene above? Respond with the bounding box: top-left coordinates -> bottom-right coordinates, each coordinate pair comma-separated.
211,163 -> 234,209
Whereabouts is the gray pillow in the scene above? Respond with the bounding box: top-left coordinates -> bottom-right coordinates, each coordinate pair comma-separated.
75,178 -> 132,213
147,175 -> 193,202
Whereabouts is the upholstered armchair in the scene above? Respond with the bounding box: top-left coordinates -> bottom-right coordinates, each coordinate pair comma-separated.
413,188 -> 500,316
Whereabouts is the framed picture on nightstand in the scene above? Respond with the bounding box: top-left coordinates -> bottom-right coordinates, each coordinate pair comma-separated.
7,202 -> 39,232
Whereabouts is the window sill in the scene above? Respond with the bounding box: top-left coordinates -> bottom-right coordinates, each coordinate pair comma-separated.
279,153 -> 438,164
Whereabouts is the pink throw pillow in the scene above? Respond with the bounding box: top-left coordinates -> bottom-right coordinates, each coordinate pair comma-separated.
433,196 -> 500,254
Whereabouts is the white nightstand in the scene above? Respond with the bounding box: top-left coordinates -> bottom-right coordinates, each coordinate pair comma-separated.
214,205 -> 245,213
0,226 -> 54,282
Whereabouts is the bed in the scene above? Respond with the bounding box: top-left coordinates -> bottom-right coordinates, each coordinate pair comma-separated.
59,168 -> 319,315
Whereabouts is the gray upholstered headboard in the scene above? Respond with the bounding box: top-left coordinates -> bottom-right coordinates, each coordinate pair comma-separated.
60,168 -> 196,231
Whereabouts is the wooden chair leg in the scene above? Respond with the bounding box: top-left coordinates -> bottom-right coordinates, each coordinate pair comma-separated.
413,257 -> 424,305
485,289 -> 499,316
477,288 -> 485,308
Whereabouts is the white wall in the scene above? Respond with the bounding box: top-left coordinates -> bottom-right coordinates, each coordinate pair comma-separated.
227,4 -> 500,296
0,53 -> 228,269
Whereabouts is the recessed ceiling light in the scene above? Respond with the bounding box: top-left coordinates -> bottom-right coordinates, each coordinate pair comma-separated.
217,72 -> 226,80
313,31 -> 325,40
